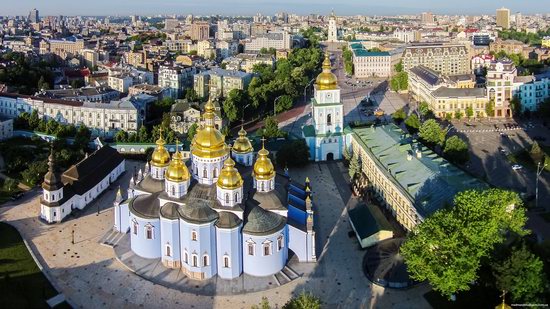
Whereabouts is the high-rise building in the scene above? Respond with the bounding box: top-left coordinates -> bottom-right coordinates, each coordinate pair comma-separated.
402,44 -> 470,76
190,21 -> 210,41
327,11 -> 338,42
421,12 -> 435,25
496,7 -> 510,29
165,19 -> 179,31
515,12 -> 522,27
29,8 -> 39,23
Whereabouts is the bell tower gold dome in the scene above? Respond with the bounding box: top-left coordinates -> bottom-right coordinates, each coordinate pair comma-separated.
151,129 -> 170,167
166,141 -> 190,182
315,52 -> 338,90
191,99 -> 227,158
217,153 -> 243,190
232,126 -> 253,154
253,140 -> 275,180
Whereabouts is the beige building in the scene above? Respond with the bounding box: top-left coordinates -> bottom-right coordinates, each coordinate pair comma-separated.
244,31 -> 292,52
40,37 -> 85,59
496,7 -> 511,29
351,46 -> 404,78
487,60 -> 516,117
402,44 -> 470,76
169,101 -> 224,134
193,68 -> 252,99
125,51 -> 147,70
421,12 -> 435,25
190,21 -> 210,41
222,53 -> 275,73
408,66 -> 487,118
80,49 -> 98,68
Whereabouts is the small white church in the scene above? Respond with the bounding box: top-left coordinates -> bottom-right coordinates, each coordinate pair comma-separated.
303,53 -> 344,161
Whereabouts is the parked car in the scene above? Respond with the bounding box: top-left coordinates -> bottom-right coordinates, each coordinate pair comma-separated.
512,164 -> 523,170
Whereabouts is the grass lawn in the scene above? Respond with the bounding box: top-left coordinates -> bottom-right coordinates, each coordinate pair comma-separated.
0,223 -> 58,308
424,284 -> 501,309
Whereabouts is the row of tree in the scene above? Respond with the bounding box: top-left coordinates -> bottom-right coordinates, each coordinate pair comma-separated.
0,52 -> 56,94
341,46 -> 354,76
390,61 -> 408,92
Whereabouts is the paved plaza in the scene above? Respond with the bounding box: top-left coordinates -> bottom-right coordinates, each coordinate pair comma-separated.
0,159 -> 432,308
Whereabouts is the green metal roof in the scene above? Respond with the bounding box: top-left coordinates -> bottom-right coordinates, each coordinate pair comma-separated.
349,124 -> 487,218
352,49 -> 390,57
348,203 -> 393,239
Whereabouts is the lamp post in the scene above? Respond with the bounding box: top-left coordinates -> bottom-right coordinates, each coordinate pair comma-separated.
303,78 -> 316,103
536,161 -> 548,209
273,95 -> 283,116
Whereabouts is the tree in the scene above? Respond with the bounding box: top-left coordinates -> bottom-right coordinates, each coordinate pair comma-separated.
29,110 -> 40,129
401,189 -> 527,300
394,60 -> 403,73
348,153 -> 361,179
223,89 -> 247,122
259,116 -> 284,139
343,146 -> 352,161
530,141 -> 544,164
392,108 -> 407,125
184,88 -> 199,102
485,100 -> 495,118
37,76 -> 49,90
444,113 -> 453,121
419,119 -> 445,147
444,135 -> 469,164
466,106 -> 474,120
454,110 -> 463,120
20,160 -> 48,186
283,292 -> 322,309
45,118 -> 59,135
404,114 -> 421,134
390,72 -> 408,91
74,125 -> 91,150
493,245 -> 546,303
115,130 -> 128,143
418,102 -> 431,119
510,96 -> 522,116
276,139 -> 310,168
276,95 -> 293,113
187,123 -> 198,142
2,178 -> 18,192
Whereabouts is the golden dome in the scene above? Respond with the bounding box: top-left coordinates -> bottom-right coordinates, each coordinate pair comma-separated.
315,52 -> 338,90
253,140 -> 275,180
191,98 -> 228,159
217,154 -> 243,190
166,141 -> 190,182
151,129 -> 170,167
232,127 -> 253,154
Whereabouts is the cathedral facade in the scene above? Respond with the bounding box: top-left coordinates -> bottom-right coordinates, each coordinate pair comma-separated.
113,100 -> 316,280
303,53 -> 344,161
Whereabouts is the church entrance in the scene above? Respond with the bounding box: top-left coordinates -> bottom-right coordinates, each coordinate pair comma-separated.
326,153 -> 334,161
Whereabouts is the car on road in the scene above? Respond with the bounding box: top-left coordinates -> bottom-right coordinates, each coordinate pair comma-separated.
512,164 -> 523,170
499,148 -> 507,154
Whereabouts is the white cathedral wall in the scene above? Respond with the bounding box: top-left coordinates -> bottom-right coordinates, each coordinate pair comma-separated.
130,214 -> 161,259
179,220 -> 218,279
114,201 -> 131,233
164,179 -> 190,198
288,225 -> 309,262
315,139 -> 343,161
191,154 -> 227,185
160,218 -> 181,268
216,186 -> 243,207
232,152 -> 254,167
40,195 -> 76,223
242,226 -> 287,277
215,225 -> 242,280
151,165 -> 168,180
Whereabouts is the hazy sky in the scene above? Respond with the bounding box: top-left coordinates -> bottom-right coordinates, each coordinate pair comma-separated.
3,0 -> 547,16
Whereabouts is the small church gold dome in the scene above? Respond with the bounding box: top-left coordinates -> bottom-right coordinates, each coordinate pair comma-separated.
315,52 -> 338,90
151,130 -> 170,167
253,141 -> 275,180
191,98 -> 228,159
232,127 -> 253,154
217,155 -> 243,190
166,142 -> 190,182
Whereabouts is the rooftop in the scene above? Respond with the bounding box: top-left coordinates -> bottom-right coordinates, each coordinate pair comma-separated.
348,124 -> 486,218
431,87 -> 486,98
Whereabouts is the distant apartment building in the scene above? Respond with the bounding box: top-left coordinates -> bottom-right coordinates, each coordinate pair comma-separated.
513,73 -> 550,112
402,44 -> 470,76
0,93 -> 142,137
128,84 -> 170,100
490,39 -> 530,58
193,68 -> 252,99
80,49 -> 98,68
107,67 -> 153,93
408,65 -> 487,118
0,117 -> 13,141
393,28 -> 421,43
351,44 -> 404,78
37,87 -> 120,103
197,40 -> 216,58
40,36 -> 85,60
158,65 -> 196,99
496,7 -> 511,29
216,40 -> 239,59
190,21 -> 210,41
486,60 -> 516,117
471,54 -> 496,73
244,31 -> 292,52
421,12 -> 435,25
164,19 -> 180,31
125,51 -> 147,70
163,39 -> 194,53
222,53 -> 275,73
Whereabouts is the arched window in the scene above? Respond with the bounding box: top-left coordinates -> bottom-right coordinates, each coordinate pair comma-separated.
247,243 -> 255,256
235,192 -> 239,202
192,255 -> 198,267
260,182 -> 265,192
327,113 -> 332,125
145,225 -> 153,239
166,245 -> 171,257
171,186 -> 175,196
184,251 -> 188,263
191,230 -> 197,241
225,193 -> 229,204
277,235 -> 284,251
203,254 -> 209,266
223,255 -> 230,268
203,167 -> 207,178
263,242 -> 272,256
133,220 -> 138,235
213,168 -> 218,178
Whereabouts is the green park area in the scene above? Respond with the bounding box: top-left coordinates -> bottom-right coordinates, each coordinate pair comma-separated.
0,223 -> 59,308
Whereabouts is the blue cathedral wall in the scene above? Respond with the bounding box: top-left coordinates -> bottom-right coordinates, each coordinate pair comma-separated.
216,226 -> 242,279
161,218 -> 181,262
180,221 -> 217,279
242,226 -> 288,277
130,215 -> 161,259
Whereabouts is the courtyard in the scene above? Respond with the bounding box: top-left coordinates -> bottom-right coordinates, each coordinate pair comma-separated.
0,160 -> 431,308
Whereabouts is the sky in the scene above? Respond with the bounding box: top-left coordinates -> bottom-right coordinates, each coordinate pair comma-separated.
3,0 -> 548,17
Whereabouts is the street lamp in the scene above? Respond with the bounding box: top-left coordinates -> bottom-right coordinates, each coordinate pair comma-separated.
303,78 -> 316,103
536,161 -> 548,209
273,95 -> 283,116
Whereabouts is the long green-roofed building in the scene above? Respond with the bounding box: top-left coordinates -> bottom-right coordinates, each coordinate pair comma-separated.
345,123 -> 487,231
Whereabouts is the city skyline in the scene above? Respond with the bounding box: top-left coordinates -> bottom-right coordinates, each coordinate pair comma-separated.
3,0 -> 549,17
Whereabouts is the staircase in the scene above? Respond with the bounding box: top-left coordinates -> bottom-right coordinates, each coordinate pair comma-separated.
100,229 -> 125,247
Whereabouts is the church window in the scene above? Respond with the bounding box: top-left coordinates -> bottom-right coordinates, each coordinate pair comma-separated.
327,114 -> 332,125
263,242 -> 272,256
191,230 -> 197,241
145,225 -> 153,239
247,243 -> 255,256
223,255 -> 230,268
235,192 -> 239,201
166,245 -> 171,257
171,186 -> 175,196
225,193 -> 229,204
184,251 -> 188,263
192,255 -> 198,267
133,220 -> 138,235
277,235 -> 284,251
260,182 -> 265,192
213,168 -> 218,178
203,168 -> 207,178
203,254 -> 209,266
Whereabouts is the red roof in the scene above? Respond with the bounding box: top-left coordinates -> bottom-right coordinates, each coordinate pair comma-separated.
465,28 -> 479,33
